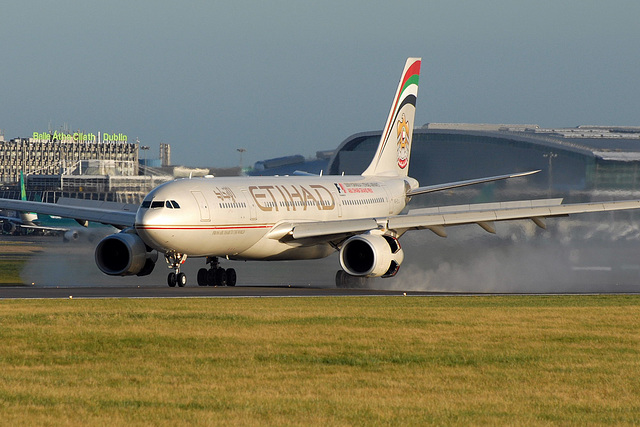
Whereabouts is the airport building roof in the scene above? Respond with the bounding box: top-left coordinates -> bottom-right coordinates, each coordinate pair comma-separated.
423,123 -> 640,161
327,123 -> 640,194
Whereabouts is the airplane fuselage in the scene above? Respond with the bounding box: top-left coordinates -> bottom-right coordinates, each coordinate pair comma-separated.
135,175 -> 418,259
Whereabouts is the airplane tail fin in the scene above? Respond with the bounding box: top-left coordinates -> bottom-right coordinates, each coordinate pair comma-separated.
361,57 -> 421,177
20,171 -> 27,201
19,171 -> 38,224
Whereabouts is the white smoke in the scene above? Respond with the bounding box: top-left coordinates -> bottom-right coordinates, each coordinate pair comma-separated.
382,218 -> 640,293
19,229 -> 166,287
19,217 -> 640,292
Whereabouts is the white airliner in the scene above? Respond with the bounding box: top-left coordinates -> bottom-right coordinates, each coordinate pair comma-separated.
2,57 -> 640,288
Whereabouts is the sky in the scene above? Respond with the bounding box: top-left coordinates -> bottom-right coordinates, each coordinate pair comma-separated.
2,1 -> 640,167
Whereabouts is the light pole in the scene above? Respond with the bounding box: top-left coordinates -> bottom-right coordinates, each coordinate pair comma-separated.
237,148 -> 246,171
543,152 -> 557,195
140,144 -> 150,178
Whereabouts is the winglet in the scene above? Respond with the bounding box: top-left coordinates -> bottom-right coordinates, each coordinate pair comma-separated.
362,58 -> 421,177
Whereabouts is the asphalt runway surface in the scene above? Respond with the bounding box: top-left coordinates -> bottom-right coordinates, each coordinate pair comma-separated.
3,224 -> 640,299
0,285 -> 447,299
2,285 -> 640,300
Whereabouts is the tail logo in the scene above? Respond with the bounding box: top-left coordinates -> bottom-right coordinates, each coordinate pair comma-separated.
397,114 -> 410,169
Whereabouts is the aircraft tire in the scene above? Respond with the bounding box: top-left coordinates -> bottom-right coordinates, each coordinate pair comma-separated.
335,270 -> 347,288
206,268 -> 216,286
226,268 -> 237,286
335,270 -> 370,288
215,268 -> 227,286
197,268 -> 208,286
177,273 -> 187,287
168,272 -> 177,287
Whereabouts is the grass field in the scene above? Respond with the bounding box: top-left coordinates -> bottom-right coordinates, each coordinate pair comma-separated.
0,259 -> 26,284
0,296 -> 639,426
0,237 -> 41,285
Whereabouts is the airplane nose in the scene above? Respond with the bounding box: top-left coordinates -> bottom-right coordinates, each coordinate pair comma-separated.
135,206 -> 166,248
135,206 -> 149,228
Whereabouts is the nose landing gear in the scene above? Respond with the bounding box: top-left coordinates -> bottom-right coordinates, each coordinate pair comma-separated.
165,252 -> 188,287
197,256 -> 237,287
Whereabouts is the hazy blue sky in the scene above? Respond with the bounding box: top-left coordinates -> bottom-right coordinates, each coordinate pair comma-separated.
2,1 -> 639,167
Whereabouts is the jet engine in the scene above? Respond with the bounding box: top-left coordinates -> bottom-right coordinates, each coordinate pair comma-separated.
2,221 -> 16,234
95,231 -> 158,276
339,233 -> 404,278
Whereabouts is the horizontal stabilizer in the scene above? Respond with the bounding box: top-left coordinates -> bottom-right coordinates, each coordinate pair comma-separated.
407,170 -> 540,197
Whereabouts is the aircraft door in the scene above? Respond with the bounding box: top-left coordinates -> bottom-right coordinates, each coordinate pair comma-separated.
382,186 -> 394,215
241,189 -> 257,221
191,191 -> 210,222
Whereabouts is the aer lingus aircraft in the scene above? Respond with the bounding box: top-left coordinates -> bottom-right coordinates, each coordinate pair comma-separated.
0,171 -> 78,239
2,57 -> 640,287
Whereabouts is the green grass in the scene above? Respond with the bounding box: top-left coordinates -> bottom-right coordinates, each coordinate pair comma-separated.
0,259 -> 26,284
0,296 -> 639,426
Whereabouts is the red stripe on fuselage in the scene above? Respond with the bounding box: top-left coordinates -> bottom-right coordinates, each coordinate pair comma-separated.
135,224 -> 272,231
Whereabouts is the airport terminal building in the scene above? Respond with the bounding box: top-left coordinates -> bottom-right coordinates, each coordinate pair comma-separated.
326,123 -> 640,205
0,135 -> 139,183
0,132 -> 173,203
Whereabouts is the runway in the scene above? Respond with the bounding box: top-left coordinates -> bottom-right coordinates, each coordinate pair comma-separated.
2,284 -> 640,300
3,232 -> 640,299
0,284 -> 448,299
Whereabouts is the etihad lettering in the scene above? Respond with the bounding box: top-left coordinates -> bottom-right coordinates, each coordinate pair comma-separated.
248,184 -> 336,212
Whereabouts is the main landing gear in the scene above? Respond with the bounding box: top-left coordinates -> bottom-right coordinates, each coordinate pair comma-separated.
197,256 -> 237,287
164,253 -> 237,287
335,270 -> 372,289
166,252 -> 188,287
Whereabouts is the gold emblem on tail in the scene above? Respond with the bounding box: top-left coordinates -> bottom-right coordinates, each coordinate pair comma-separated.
397,114 -> 410,169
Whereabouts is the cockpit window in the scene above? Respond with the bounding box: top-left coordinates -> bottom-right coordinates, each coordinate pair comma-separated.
162,200 -> 181,209
141,199 -> 179,209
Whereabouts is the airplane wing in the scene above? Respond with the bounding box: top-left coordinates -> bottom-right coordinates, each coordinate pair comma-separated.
0,213 -> 69,232
283,198 -> 640,241
407,170 -> 540,196
0,199 -> 136,229
16,223 -> 71,232
0,214 -> 19,223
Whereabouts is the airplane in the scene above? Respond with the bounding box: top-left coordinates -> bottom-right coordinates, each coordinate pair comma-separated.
1,57 -> 640,288
0,171 -> 78,239
0,171 -> 121,241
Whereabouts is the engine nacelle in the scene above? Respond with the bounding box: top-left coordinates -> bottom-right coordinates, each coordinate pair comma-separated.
95,231 -> 158,276
2,221 -> 16,234
339,233 -> 404,278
